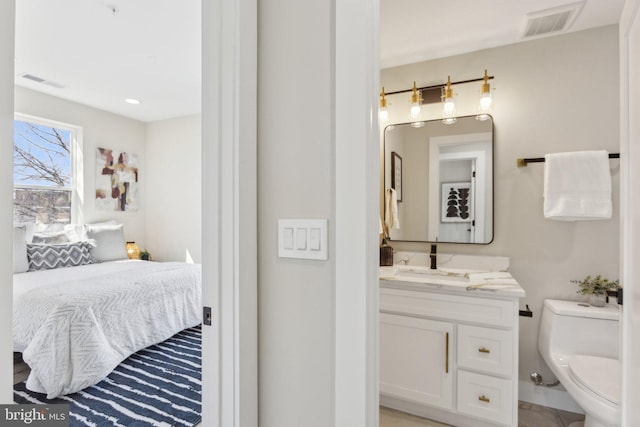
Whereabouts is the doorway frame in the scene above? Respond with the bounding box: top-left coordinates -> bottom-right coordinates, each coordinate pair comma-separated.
334,0 -> 380,425
201,0 -> 258,425
1,1 -> 382,425
0,0 -> 16,405
620,0 -> 640,424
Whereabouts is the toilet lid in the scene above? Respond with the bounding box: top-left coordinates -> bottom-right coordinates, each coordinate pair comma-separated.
569,355 -> 621,405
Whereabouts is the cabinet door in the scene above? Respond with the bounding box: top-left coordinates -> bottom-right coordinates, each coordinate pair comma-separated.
379,313 -> 453,409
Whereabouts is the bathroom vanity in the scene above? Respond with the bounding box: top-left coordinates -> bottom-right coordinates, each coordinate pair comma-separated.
379,254 -> 525,427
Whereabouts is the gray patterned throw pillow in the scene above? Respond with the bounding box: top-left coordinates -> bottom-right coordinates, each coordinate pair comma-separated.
27,241 -> 94,271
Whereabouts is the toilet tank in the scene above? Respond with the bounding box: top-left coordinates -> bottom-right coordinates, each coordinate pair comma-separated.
538,299 -> 620,360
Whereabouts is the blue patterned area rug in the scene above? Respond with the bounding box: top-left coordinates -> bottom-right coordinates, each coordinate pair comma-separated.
14,326 -> 202,427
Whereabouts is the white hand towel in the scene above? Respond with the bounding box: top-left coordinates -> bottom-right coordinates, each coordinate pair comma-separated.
543,150 -> 612,221
385,188 -> 400,229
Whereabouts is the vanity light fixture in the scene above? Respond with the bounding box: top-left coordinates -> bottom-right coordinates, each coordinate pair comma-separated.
378,72 -> 494,127
379,87 -> 389,124
477,69 -> 493,121
441,76 -> 457,125
125,98 -> 141,105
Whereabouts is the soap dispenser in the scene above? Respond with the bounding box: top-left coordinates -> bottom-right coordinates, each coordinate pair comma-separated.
380,238 -> 394,266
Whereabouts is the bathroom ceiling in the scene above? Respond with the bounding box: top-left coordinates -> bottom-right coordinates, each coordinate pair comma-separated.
14,0 -> 625,122
380,0 -> 626,69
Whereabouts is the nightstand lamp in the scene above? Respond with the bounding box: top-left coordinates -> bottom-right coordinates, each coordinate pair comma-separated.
126,241 -> 141,260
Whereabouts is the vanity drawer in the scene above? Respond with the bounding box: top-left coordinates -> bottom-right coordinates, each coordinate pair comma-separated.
380,288 -> 516,328
457,370 -> 513,426
457,325 -> 513,376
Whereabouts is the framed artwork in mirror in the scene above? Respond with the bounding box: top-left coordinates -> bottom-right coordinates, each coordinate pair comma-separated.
391,151 -> 403,202
441,182 -> 471,222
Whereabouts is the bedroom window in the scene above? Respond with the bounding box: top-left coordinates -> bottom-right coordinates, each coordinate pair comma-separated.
13,115 -> 80,225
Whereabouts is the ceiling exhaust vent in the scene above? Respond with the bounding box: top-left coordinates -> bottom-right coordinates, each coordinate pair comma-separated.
19,73 -> 65,89
523,2 -> 584,38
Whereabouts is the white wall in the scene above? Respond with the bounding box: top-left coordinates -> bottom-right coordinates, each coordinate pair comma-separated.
145,114 -> 201,263
258,0 -> 334,425
384,126 -> 430,240
14,87 -> 148,246
14,88 -> 202,262
381,25 -> 620,395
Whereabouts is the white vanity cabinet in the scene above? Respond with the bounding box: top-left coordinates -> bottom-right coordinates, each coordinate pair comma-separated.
380,313 -> 453,410
379,281 -> 524,427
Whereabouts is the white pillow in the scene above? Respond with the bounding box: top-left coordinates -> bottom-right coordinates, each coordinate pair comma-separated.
32,230 -> 70,244
35,222 -> 65,233
13,226 -> 29,273
14,222 -> 35,243
64,224 -> 85,242
85,224 -> 128,262
65,220 -> 119,242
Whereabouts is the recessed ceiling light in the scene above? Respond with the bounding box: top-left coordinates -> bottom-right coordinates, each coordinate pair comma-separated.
125,98 -> 141,105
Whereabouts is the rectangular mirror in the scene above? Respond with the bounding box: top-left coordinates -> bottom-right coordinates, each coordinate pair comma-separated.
383,115 -> 493,244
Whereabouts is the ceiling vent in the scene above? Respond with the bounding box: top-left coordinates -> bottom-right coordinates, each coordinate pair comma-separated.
19,73 -> 65,89
523,2 -> 584,38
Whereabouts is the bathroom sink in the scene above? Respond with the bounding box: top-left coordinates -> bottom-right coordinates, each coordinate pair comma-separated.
379,265 -> 522,292
380,265 -> 471,284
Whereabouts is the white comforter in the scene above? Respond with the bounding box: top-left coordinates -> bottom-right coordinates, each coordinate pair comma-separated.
13,260 -> 202,399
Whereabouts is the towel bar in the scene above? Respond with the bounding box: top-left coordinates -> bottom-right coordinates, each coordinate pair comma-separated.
517,153 -> 620,168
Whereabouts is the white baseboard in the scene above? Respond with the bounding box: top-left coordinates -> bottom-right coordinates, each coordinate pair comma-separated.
519,380 -> 585,414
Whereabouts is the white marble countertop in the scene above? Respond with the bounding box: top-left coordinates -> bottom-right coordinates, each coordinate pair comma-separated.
379,264 -> 526,298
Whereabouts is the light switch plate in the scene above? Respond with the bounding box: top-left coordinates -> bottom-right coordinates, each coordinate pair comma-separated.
278,219 -> 328,260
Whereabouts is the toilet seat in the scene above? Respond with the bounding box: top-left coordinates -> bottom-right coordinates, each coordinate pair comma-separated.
569,355 -> 620,405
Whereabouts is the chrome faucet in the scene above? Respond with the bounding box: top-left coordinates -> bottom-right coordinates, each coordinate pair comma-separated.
430,244 -> 437,270
399,258 -> 409,265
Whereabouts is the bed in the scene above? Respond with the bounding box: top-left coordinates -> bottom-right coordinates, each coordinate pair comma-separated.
12,224 -> 202,399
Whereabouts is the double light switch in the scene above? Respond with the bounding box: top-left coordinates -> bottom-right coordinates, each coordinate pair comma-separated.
278,219 -> 328,260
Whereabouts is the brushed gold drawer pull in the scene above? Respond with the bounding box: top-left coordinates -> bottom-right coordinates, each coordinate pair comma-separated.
478,395 -> 490,403
445,332 -> 449,373
478,347 -> 491,354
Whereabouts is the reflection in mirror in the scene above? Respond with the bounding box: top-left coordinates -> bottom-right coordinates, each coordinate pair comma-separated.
384,115 -> 493,244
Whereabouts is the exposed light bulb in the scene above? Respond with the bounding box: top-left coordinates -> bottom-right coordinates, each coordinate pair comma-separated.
443,98 -> 456,116
410,104 -> 421,119
479,92 -> 492,111
379,108 -> 389,123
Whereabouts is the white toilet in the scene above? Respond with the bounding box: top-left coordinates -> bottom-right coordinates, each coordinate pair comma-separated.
538,299 -> 620,427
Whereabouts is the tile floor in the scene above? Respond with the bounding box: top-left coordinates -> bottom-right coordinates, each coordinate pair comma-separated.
380,402 -> 585,427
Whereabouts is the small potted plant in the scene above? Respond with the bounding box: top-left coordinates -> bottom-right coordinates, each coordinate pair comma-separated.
140,249 -> 152,261
571,274 -> 619,307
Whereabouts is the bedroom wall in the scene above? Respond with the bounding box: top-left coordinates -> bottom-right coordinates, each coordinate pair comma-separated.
14,87 -> 148,246
0,0 -> 15,404
380,25 -> 620,406
145,114 -> 201,263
